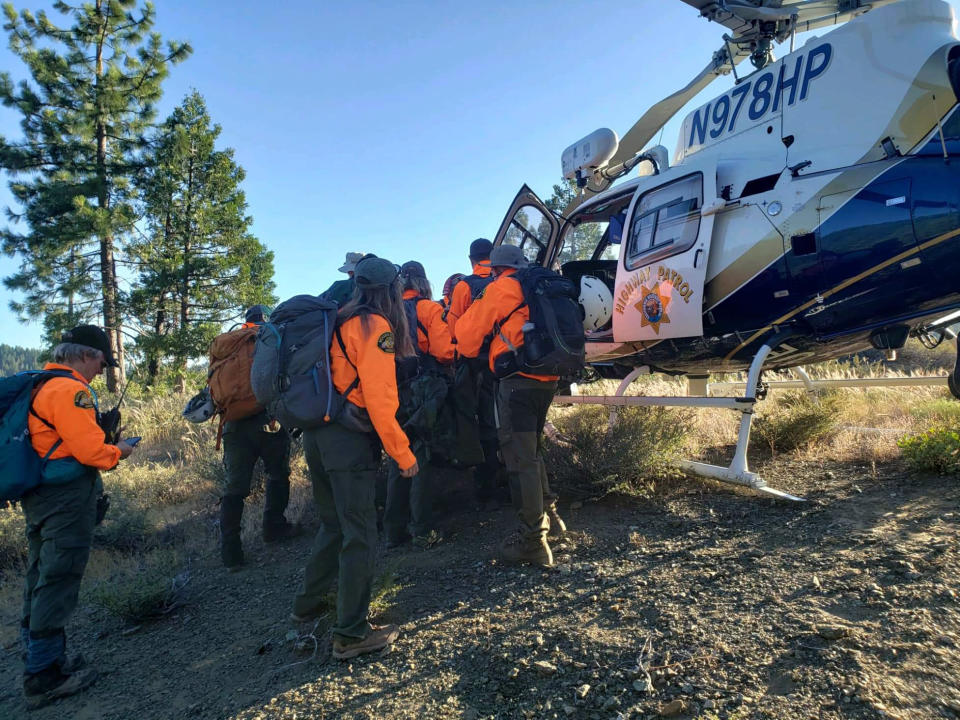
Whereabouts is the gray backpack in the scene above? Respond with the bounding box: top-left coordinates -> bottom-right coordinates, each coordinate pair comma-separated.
250,295 -> 357,430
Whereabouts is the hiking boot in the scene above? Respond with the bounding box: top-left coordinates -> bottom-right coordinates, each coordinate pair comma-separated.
500,534 -> 554,568
220,537 -> 244,572
332,624 -> 399,660
411,530 -> 442,549
546,505 -> 567,539
23,662 -> 98,710
220,495 -> 245,571
263,519 -> 302,543
289,608 -> 329,624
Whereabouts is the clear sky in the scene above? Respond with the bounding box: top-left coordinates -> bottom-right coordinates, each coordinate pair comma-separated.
1,0 -> 959,349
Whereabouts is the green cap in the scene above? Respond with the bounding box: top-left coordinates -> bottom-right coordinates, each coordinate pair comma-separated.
355,257 -> 400,288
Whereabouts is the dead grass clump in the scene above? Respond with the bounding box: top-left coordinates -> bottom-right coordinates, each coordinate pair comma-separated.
544,405 -> 691,499
753,390 -> 845,454
0,506 -> 26,571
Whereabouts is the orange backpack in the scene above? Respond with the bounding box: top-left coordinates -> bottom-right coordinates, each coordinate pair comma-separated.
208,326 -> 263,423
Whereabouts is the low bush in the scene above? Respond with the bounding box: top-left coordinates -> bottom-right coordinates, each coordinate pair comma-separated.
898,427 -> 960,475
543,405 -> 691,498
87,549 -> 186,624
753,390 -> 844,454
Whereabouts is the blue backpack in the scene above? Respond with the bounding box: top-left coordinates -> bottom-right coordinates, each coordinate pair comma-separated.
0,370 -> 77,502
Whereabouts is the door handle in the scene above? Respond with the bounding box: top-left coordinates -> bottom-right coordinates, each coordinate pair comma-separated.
694,249 -> 703,268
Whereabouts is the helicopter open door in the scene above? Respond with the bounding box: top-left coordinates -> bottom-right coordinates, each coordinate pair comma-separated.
492,185 -> 559,266
613,164 -> 717,342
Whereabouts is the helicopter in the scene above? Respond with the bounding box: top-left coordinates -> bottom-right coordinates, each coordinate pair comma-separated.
490,0 -> 960,499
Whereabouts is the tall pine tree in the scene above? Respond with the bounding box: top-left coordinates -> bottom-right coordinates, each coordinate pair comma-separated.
128,91 -> 275,387
0,0 -> 190,390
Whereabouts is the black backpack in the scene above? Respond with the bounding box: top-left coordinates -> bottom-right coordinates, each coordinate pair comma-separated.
494,267 -> 585,379
462,274 -> 493,301
250,295 -> 357,430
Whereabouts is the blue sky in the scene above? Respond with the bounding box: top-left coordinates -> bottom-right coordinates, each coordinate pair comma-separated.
2,0 -> 959,349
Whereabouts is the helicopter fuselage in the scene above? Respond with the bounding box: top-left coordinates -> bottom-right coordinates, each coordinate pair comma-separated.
493,0 -> 960,377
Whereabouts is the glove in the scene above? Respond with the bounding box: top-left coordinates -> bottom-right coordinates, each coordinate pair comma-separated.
95,494 -> 110,526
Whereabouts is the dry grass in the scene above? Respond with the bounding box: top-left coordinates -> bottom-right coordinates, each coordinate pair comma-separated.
1,349 -> 957,625
0,390 -> 313,627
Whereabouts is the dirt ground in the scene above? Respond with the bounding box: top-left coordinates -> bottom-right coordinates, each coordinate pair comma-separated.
0,457 -> 958,720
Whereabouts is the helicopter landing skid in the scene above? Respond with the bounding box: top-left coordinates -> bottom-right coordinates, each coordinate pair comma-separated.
561,338 -> 806,502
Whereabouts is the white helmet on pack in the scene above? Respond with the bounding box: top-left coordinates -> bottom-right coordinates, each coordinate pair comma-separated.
182,387 -> 215,423
579,275 -> 613,332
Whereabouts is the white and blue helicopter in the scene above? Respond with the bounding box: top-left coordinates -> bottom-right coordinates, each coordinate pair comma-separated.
492,0 -> 960,499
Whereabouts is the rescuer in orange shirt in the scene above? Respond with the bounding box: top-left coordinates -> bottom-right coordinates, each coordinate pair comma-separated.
455,245 -> 565,568
382,261 -> 454,550
292,256 -> 417,660
446,238 -> 503,509
438,272 -> 465,318
20,325 -> 136,709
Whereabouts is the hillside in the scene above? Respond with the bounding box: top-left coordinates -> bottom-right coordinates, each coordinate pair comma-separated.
0,367 -> 958,719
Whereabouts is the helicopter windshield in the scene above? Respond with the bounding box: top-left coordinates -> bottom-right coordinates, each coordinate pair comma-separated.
555,202 -> 630,267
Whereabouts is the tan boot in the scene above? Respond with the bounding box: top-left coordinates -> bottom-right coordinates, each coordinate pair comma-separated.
332,624 -> 399,660
23,663 -> 98,710
500,534 -> 554,568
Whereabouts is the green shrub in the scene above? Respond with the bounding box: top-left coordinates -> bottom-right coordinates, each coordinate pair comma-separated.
753,390 -> 843,454
909,397 -> 960,426
88,549 -> 185,624
543,405 -> 690,498
898,427 -> 960,474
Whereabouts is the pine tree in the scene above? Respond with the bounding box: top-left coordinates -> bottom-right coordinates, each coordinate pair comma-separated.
0,0 -> 191,390
128,91 -> 276,387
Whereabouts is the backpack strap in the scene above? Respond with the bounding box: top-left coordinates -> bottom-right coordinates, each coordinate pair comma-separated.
26,370 -> 84,463
334,325 -> 362,400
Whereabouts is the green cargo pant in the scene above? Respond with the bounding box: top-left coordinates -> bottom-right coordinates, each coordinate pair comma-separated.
293,422 -> 380,641
384,442 -> 431,542
497,376 -> 558,542
21,470 -> 100,637
221,413 -> 291,526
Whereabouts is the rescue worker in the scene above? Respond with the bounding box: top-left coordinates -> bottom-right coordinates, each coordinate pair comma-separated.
291,256 -> 417,659
455,245 -> 565,568
384,261 -> 454,549
219,306 -> 299,571
242,304 -> 269,327
446,238 -> 502,509
322,251 -> 365,306
439,272 -> 465,317
20,326 -> 137,708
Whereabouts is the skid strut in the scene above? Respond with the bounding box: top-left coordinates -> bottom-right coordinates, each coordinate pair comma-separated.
561,342 -> 805,502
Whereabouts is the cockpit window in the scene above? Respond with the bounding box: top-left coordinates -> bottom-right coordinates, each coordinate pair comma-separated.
502,204 -> 550,263
625,173 -> 702,269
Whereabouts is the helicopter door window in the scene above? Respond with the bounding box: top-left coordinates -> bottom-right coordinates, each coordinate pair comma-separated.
625,173 -> 702,270
503,204 -> 549,264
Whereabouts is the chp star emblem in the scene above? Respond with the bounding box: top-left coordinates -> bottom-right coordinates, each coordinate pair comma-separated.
635,281 -> 672,334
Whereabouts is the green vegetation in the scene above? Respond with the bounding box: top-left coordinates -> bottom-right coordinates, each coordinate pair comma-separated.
753,390 -> 844,454
544,405 -> 690,498
87,549 -> 185,624
898,427 -> 960,475
0,343 -> 39,375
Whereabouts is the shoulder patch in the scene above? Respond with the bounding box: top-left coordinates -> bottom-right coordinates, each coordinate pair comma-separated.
74,390 -> 95,409
377,331 -> 396,354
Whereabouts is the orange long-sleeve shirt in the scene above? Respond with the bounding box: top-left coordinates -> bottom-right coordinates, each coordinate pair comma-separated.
331,314 -> 416,471
29,363 -> 121,470
446,263 -> 492,340
454,269 -> 559,382
403,290 -> 454,364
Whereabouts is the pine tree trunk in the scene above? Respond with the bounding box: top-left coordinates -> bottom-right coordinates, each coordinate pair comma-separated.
95,0 -> 123,392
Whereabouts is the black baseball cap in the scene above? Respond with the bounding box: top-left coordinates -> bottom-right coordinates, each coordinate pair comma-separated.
61,325 -> 120,367
245,304 -> 269,322
469,238 -> 493,259
399,261 -> 426,279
